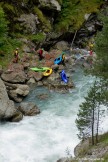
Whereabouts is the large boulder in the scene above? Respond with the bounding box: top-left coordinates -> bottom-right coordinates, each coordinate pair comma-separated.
18,102 -> 40,116
27,71 -> 43,81
4,82 -> 30,103
43,72 -> 74,92
0,78 -> 23,121
39,0 -> 61,11
18,13 -> 39,34
1,71 -> 27,83
53,41 -> 69,51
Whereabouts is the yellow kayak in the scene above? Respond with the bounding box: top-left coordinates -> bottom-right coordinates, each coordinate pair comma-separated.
43,68 -> 52,76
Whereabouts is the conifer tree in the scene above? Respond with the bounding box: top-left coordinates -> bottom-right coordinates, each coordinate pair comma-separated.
76,81 -> 105,145
92,8 -> 108,79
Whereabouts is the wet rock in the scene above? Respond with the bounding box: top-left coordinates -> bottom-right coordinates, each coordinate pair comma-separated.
57,157 -> 74,162
36,93 -> 49,100
18,102 -> 40,116
9,111 -> 23,122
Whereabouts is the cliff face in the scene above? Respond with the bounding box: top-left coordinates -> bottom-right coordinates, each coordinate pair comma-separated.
0,0 -> 61,33
0,0 -> 107,50
0,0 -> 61,49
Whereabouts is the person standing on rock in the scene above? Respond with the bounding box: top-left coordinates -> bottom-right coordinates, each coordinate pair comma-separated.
62,52 -> 65,66
89,50 -> 93,56
13,48 -> 19,63
89,42 -> 94,50
37,48 -> 44,61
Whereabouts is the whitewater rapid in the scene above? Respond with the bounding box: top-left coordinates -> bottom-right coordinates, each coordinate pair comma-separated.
0,68 -> 101,162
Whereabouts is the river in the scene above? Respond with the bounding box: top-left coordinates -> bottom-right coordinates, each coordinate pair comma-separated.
0,67 -> 97,162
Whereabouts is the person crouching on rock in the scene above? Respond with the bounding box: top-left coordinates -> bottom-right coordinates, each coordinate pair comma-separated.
62,52 -> 65,66
13,48 -> 19,63
37,48 -> 44,60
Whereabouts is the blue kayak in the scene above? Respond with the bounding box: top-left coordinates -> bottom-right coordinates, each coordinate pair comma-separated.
60,70 -> 68,83
54,56 -> 62,65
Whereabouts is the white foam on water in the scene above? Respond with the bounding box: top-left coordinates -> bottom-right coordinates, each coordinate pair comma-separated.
0,68 -> 102,162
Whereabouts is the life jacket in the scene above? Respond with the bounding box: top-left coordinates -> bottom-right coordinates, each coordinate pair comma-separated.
62,54 -> 65,61
14,50 -> 18,57
39,49 -> 43,55
89,50 -> 93,56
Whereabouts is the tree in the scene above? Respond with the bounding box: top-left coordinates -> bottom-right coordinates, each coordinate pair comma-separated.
94,80 -> 107,143
76,81 -> 105,145
92,8 -> 108,80
0,6 -> 8,48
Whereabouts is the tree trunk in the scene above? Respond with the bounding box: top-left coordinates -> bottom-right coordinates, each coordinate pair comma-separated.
92,107 -> 95,145
96,105 -> 100,143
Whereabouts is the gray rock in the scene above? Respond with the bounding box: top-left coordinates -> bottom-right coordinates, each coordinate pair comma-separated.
1,71 -> 27,83
27,78 -> 36,85
0,79 -> 22,122
18,13 -> 39,34
9,111 -> 23,122
39,0 -> 61,11
4,82 -> 30,103
53,41 -> 69,51
18,102 -> 40,116
57,157 -> 74,162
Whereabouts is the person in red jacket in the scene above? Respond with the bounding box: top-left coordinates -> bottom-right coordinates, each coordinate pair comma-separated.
37,48 -> 44,60
89,50 -> 93,56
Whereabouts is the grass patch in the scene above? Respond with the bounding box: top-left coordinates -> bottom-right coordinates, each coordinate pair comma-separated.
55,0 -> 104,32
28,33 -> 46,43
33,7 -> 51,32
99,132 -> 108,144
0,38 -> 22,69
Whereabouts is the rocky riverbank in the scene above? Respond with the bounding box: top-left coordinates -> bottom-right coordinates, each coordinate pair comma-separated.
57,132 -> 108,162
0,46 -> 94,122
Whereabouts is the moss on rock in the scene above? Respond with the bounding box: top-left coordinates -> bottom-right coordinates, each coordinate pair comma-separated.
33,6 -> 52,32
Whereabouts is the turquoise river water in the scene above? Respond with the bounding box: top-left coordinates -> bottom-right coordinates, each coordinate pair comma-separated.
0,68 -> 107,162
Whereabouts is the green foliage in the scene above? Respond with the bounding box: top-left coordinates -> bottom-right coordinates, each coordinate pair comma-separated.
0,6 -> 8,45
100,132 -> 108,144
29,33 -> 46,43
2,3 -> 16,16
0,6 -> 22,68
92,9 -> 108,79
33,7 -> 51,32
76,80 -> 106,144
56,0 -> 63,5
76,83 -> 96,141
55,0 -> 104,33
0,38 -> 22,68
